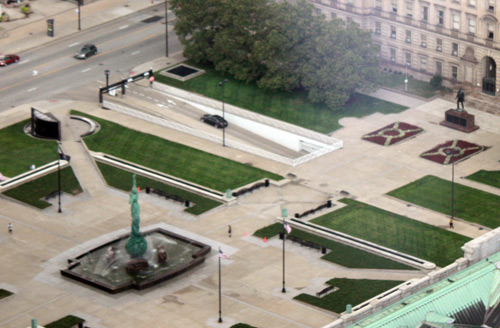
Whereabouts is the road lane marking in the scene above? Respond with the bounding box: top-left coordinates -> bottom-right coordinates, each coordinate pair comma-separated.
82,68 -> 91,73
119,25 -> 129,30
131,51 -> 140,56
68,42 -> 80,47
27,87 -> 37,92
0,31 -> 162,93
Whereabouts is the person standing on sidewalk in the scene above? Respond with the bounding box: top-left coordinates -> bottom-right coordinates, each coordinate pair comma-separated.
8,223 -> 12,234
449,219 -> 454,229
228,225 -> 232,238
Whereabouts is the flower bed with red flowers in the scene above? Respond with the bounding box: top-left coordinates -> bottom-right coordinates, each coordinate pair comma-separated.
420,139 -> 486,165
362,122 -> 423,146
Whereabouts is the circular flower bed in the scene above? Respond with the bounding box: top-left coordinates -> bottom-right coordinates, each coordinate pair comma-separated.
362,122 -> 423,146
420,139 -> 486,165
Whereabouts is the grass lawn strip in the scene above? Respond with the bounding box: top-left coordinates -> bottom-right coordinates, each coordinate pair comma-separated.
254,223 -> 415,270
466,170 -> 500,189
388,175 -> 500,229
0,120 -> 58,177
3,167 -> 82,209
311,198 -> 470,268
44,315 -> 85,328
72,111 -> 282,192
97,163 -> 221,215
294,278 -> 402,314
154,64 -> 408,134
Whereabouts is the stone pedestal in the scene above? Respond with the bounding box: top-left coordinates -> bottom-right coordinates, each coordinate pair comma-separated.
440,109 -> 479,133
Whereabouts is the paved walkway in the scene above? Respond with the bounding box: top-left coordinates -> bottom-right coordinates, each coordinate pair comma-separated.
1,2 -> 500,328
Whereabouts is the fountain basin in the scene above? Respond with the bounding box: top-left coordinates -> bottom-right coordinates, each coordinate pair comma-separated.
60,228 -> 211,294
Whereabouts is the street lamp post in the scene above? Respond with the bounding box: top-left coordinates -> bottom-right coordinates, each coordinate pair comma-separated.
445,149 -> 456,222
219,79 -> 228,147
165,0 -> 169,57
57,145 -> 62,213
105,70 -> 110,89
77,0 -> 81,31
404,63 -> 408,92
282,208 -> 287,293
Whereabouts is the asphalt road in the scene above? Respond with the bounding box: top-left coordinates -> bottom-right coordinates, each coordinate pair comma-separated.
0,5 -> 179,111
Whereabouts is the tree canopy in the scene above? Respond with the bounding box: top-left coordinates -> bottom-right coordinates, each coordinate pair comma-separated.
170,0 -> 381,110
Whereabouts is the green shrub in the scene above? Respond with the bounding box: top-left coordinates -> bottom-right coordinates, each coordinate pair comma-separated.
430,75 -> 443,89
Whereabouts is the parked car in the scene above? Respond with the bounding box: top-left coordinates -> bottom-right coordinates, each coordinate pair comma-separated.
0,54 -> 20,66
75,44 -> 98,59
200,114 -> 228,128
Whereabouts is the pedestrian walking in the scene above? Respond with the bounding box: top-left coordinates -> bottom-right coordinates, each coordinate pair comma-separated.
8,223 -> 12,234
228,225 -> 232,238
449,219 -> 454,229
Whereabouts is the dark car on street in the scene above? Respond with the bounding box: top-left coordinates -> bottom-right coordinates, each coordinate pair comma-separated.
0,54 -> 20,67
200,114 -> 228,128
75,44 -> 98,59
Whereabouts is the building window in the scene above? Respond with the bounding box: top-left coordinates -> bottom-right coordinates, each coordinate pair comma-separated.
452,43 -> 458,56
375,21 -> 381,34
347,17 -> 353,24
469,0 -> 476,6
390,48 -> 396,62
452,13 -> 460,30
452,65 -> 458,79
391,26 -> 397,38
468,18 -> 476,34
376,0 -> 382,8
405,53 -> 412,66
436,38 -> 443,51
347,0 -> 354,4
437,10 -> 444,25
487,22 -> 494,39
406,2 -> 413,17
392,0 -> 398,12
422,6 -> 428,21
488,0 -> 494,11
331,12 -> 337,19
436,61 -> 442,75
314,8 -> 322,15
421,34 -> 427,47
406,30 -> 412,42
421,57 -> 427,72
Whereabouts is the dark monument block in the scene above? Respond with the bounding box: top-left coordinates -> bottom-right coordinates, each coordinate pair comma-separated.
440,109 -> 479,133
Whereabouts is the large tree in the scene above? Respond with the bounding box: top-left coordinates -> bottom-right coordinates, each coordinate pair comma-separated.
170,0 -> 381,111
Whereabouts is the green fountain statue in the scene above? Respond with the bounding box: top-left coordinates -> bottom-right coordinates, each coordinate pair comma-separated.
125,174 -> 148,258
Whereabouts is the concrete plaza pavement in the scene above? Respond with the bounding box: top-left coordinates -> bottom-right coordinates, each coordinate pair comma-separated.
1,76 -> 499,327
1,1 -> 500,327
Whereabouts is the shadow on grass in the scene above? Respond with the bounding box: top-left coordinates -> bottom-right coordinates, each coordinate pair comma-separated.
97,162 -> 222,215
73,111 -> 283,193
388,175 -> 500,229
294,278 -> 402,314
254,223 -> 416,270
3,167 -> 82,209
311,198 -> 470,268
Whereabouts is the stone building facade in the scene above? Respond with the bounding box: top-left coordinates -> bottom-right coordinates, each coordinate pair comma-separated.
308,0 -> 499,97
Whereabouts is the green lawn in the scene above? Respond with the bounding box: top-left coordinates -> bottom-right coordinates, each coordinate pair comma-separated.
380,71 -> 450,98
155,64 -> 408,134
311,198 -> 470,267
73,111 -> 283,192
0,120 -> 58,177
97,162 -> 221,215
295,278 -> 402,313
388,175 -> 500,229
0,289 -> 13,300
45,315 -> 85,328
254,223 -> 415,270
3,168 -> 82,209
466,170 -> 500,189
